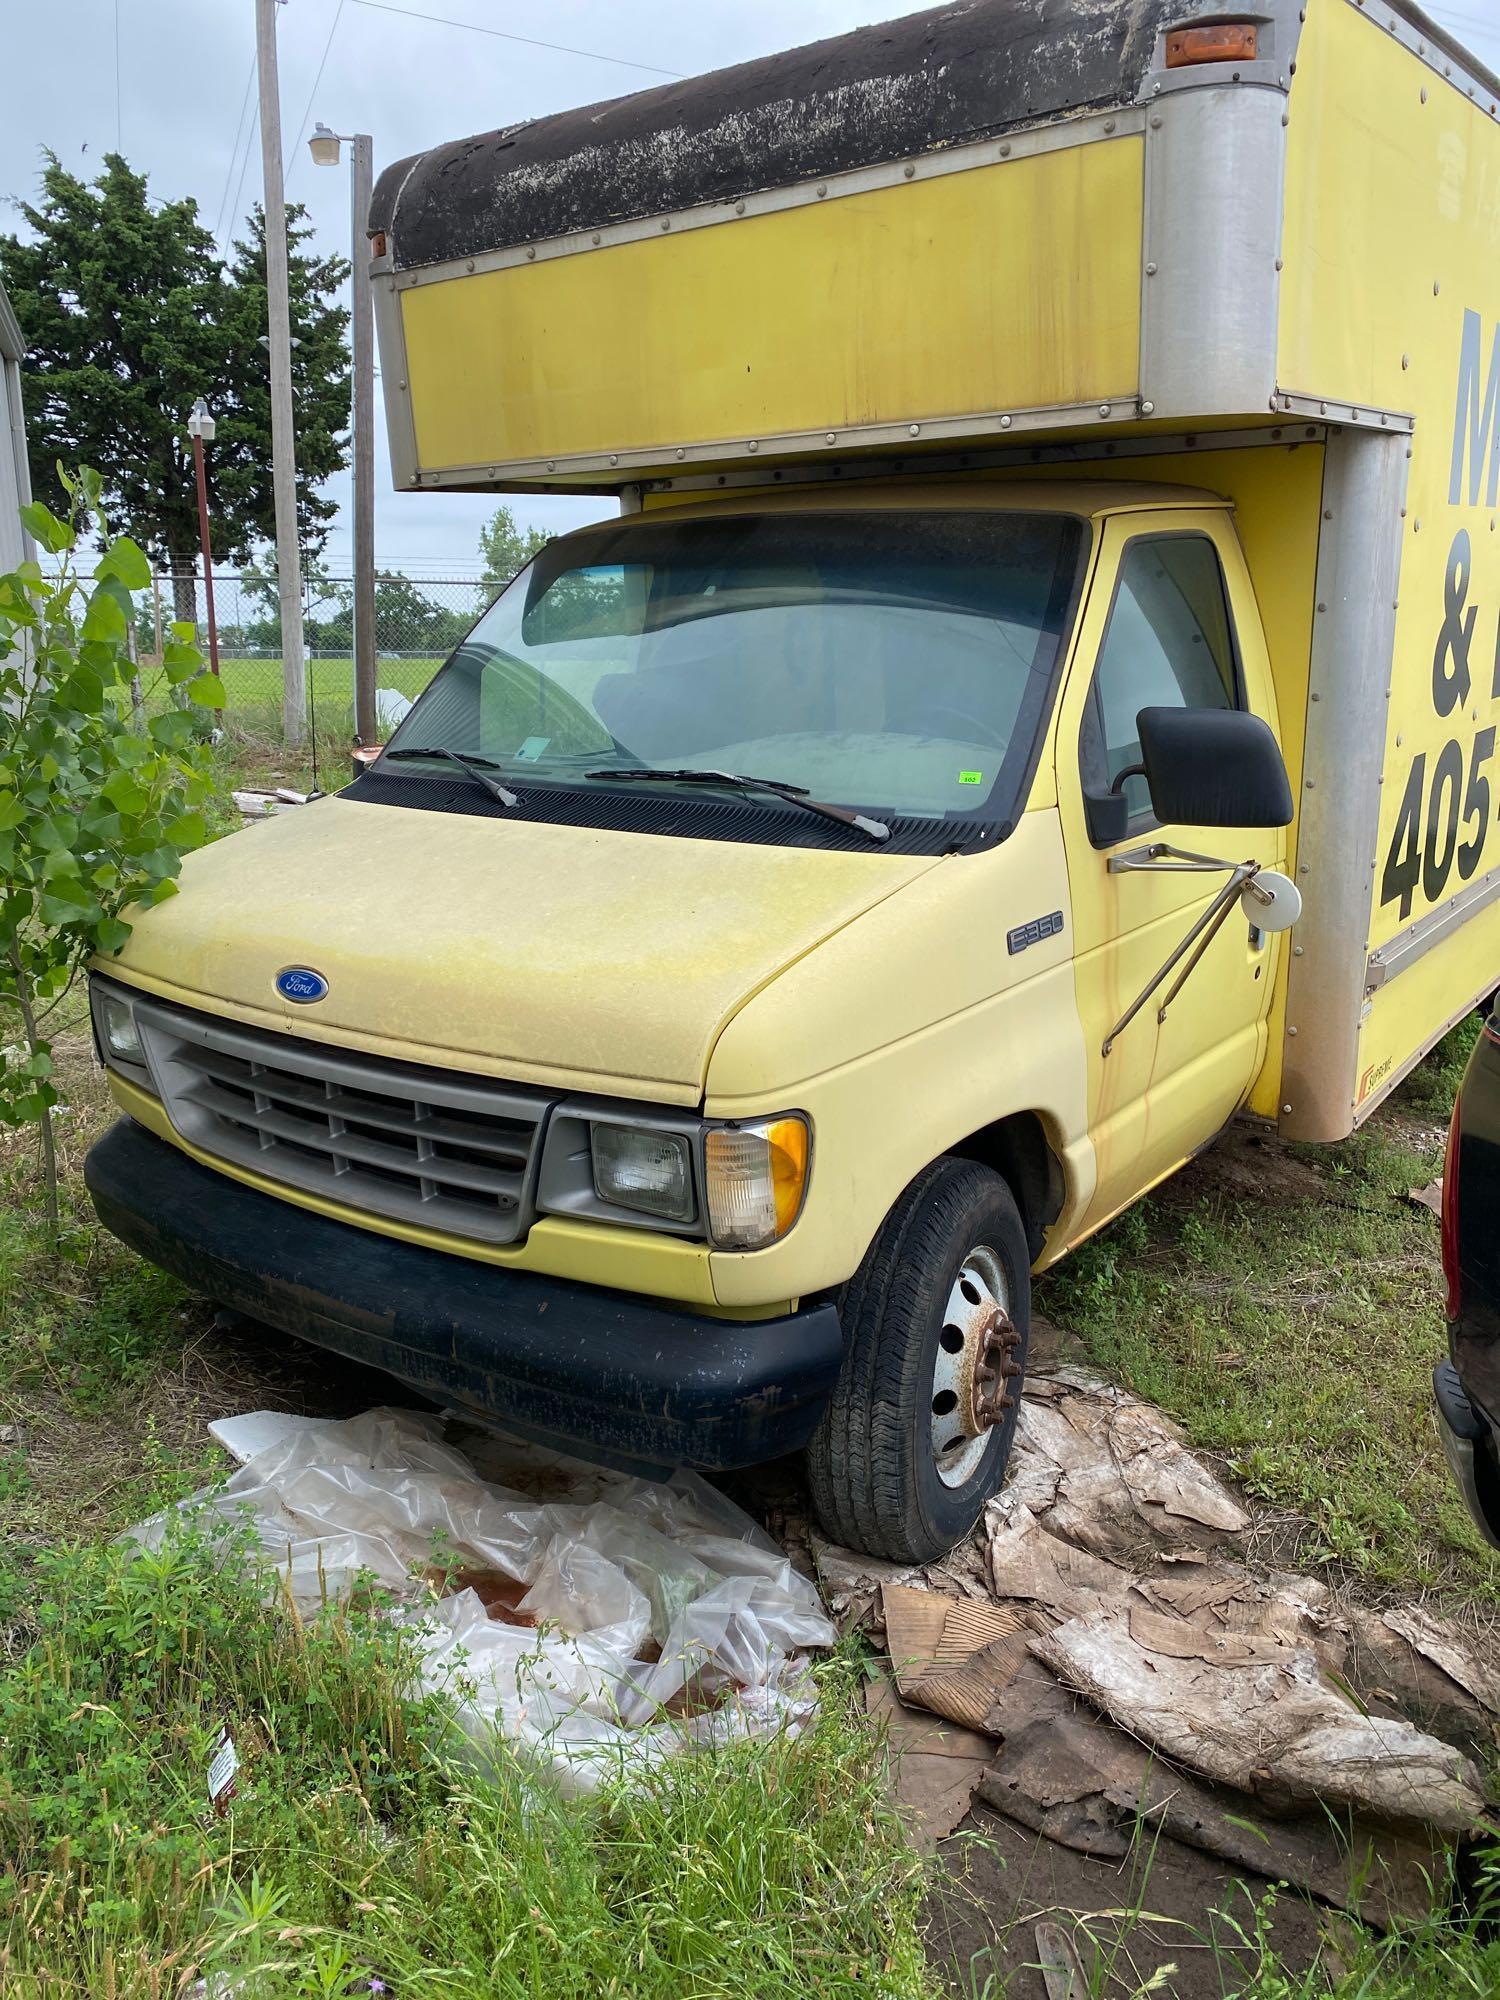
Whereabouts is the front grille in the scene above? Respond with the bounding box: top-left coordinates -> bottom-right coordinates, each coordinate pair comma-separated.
135,996 -> 551,1244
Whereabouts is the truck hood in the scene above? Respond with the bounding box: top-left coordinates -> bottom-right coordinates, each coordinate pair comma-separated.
106,796 -> 937,1103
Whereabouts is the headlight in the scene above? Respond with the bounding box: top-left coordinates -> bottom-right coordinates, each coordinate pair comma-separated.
98,988 -> 146,1067
705,1116 -> 810,1250
591,1123 -> 695,1224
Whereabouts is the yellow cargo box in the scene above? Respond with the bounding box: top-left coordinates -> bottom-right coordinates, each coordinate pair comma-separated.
367,0 -> 1500,1143
369,0 -> 1217,490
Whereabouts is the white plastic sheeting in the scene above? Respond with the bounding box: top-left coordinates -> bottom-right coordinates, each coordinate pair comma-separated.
129,1408 -> 835,1792
375,688 -> 414,730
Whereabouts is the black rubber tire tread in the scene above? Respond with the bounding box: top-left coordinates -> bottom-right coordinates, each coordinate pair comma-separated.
807,1156 -> 1030,1563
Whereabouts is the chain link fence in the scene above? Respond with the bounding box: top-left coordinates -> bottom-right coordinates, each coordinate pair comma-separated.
133,570 -> 499,740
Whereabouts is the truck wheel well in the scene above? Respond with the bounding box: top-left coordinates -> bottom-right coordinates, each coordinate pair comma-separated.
948,1112 -> 1063,1261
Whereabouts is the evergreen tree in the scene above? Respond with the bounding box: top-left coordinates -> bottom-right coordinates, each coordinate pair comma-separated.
216,205 -> 352,568
0,153 -> 351,618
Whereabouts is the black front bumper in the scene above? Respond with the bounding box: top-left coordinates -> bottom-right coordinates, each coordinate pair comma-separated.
86,1119 -> 843,1471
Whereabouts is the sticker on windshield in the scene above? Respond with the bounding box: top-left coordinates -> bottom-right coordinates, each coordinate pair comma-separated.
516,736 -> 552,761
958,770 -> 983,786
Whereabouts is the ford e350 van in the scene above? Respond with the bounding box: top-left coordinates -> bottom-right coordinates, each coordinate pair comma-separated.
87,0 -> 1500,1558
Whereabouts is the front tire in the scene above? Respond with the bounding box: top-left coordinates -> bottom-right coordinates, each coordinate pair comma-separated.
807,1157 -> 1030,1563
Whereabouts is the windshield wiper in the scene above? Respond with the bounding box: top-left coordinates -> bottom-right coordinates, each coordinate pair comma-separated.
383,744 -> 519,809
585,766 -> 890,843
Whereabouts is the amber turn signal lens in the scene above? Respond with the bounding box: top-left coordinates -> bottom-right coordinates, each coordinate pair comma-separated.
704,1116 -> 810,1249
1165,23 -> 1258,68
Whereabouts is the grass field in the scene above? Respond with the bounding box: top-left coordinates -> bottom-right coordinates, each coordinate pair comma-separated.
207,654 -> 441,735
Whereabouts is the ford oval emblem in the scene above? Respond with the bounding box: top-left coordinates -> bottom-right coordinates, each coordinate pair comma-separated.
275,966 -> 329,1004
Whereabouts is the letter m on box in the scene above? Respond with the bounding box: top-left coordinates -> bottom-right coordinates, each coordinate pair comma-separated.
1451,309 -> 1500,508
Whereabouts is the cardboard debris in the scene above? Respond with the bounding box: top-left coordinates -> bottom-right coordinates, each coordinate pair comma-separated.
883,1581 -> 1039,1735
977,1688 -> 1446,1926
812,1540 -> 930,1636
1031,1597 -> 1485,1834
1007,1368 -> 1250,1564
1343,1605 -> 1500,1759
978,1711 -> 1133,1859
1407,1180 -> 1444,1217
865,1669 -> 995,1845
1034,1921 -> 1087,2000
985,1499 -> 1137,1616
1112,1764 -> 1451,1932
851,1369 -> 1498,1911
1381,1604 -> 1500,1718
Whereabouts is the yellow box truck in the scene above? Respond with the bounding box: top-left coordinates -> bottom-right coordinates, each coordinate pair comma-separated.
87,0 -> 1500,1558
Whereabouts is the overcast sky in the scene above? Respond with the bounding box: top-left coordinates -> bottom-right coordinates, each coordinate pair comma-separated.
5,0 -> 1498,578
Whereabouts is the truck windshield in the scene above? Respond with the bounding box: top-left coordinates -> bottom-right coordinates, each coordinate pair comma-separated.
383,510 -> 1085,830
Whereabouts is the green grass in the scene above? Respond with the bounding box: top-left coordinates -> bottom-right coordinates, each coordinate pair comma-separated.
145,657 -> 446,796
1039,1014 -> 1496,1596
208,653 -> 442,727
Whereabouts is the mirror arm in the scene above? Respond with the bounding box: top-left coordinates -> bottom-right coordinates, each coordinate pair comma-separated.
1108,841 -> 1256,876
1101,858 -> 1262,1056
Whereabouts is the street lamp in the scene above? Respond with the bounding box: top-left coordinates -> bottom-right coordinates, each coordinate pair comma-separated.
308,122 -> 342,168
310,120 -> 377,744
186,396 -> 221,680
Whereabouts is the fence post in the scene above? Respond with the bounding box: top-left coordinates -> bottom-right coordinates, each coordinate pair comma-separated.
126,603 -> 144,722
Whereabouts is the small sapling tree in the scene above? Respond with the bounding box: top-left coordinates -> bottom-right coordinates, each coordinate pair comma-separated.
0,470 -> 223,1237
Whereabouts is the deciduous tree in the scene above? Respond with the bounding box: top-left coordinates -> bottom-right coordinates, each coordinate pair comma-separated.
478,504 -> 548,596
0,471 -> 221,1239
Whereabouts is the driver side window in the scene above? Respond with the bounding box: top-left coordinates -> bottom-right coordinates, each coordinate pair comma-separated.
1081,535 -> 1241,823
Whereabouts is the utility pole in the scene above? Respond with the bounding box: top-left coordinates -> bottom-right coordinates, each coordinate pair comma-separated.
310,123 -> 377,743
255,0 -> 307,746
350,135 -> 376,743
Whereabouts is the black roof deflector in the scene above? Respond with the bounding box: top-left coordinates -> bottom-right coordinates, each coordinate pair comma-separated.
370,0 -> 1184,272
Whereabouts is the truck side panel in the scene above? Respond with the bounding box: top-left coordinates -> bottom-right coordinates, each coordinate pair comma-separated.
1278,0 -> 1500,1132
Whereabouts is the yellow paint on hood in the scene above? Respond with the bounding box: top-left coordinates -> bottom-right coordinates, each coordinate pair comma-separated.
105,797 -> 936,1103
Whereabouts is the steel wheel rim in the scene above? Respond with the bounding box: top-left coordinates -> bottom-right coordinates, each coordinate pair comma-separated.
929,1244 -> 1013,1488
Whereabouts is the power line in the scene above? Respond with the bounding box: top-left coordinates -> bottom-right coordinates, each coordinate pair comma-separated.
347,0 -> 683,79
225,95 -> 260,251
214,53 -> 259,253
286,0 -> 348,192
1428,5 -> 1500,41
114,0 -> 122,153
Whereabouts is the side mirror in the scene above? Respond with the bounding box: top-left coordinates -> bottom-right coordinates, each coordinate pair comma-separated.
1135,706 -> 1294,830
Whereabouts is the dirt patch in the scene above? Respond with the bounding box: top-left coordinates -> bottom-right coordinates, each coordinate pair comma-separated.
1167,1121 -> 1331,1211
928,1801 -> 1331,2000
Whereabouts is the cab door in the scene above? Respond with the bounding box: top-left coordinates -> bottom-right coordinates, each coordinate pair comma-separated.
1055,509 -> 1287,1237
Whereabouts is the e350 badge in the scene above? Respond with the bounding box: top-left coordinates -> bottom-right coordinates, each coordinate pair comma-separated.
1006,911 -> 1064,956
275,966 -> 329,1004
